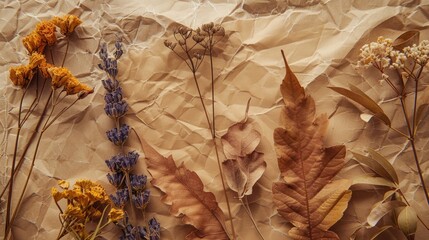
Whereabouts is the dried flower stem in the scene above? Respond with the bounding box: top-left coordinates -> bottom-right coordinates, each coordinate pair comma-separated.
240,197 -> 266,240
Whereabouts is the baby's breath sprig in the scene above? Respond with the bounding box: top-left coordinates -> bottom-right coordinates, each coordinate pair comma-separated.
99,39 -> 160,240
357,36 -> 429,206
164,22 -> 237,239
3,15 -> 93,239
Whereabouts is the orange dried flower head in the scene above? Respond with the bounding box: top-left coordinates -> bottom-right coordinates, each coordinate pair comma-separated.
9,65 -> 34,87
52,15 -> 82,35
29,52 -> 45,69
36,20 -> 57,46
47,67 -> 94,97
22,31 -> 46,54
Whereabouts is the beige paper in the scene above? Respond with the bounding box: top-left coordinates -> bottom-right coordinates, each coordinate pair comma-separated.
1,0 -> 429,239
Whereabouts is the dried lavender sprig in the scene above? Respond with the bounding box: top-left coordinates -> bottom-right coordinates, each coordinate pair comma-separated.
99,38 -> 160,239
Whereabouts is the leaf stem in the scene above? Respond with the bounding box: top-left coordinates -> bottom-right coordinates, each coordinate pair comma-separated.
240,197 -> 266,240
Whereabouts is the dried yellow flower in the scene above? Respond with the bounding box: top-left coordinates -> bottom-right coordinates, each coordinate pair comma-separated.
47,67 -> 94,97
108,208 -> 124,222
35,20 -> 57,46
52,15 -> 82,35
22,31 -> 46,54
28,52 -> 45,69
9,65 -> 34,87
58,179 -> 69,189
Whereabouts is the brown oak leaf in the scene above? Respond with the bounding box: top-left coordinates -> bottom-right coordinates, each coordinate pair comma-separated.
272,51 -> 351,240
139,136 -> 230,240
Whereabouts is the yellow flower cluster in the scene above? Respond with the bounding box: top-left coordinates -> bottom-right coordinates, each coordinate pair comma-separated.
23,15 -> 82,54
47,67 -> 94,97
52,179 -> 124,238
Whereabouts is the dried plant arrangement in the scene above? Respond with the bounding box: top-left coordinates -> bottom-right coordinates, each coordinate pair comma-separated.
98,39 -> 160,240
2,15 -> 94,239
273,51 -> 351,239
330,31 -> 429,239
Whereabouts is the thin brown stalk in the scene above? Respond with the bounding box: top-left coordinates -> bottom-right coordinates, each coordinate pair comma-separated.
240,197 -> 265,240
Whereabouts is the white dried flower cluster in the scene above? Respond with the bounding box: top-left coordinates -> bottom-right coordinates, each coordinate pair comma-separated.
357,37 -> 393,69
403,40 -> 429,66
389,50 -> 407,69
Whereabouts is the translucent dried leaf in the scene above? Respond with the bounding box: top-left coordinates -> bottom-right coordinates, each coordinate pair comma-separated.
351,151 -> 398,184
221,120 -> 261,159
367,200 -> 406,227
272,51 -> 350,239
393,31 -> 420,50
139,136 -> 230,240
222,151 -> 266,198
329,85 -> 391,126
397,206 -> 418,237
416,86 -> 429,129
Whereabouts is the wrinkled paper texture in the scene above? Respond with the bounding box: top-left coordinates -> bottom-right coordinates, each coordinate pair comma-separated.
1,0 -> 429,239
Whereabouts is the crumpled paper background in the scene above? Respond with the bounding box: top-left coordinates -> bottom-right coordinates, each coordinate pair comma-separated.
1,0 -> 429,239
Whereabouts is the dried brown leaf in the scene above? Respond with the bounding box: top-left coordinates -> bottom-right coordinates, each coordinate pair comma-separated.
397,206 -> 418,237
393,31 -> 420,50
139,136 -> 230,240
367,200 -> 406,227
222,151 -> 266,198
221,113 -> 266,199
329,85 -> 391,126
351,151 -> 398,184
272,51 -> 351,240
221,121 -> 261,159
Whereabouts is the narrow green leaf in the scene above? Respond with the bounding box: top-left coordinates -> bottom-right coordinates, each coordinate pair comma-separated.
329,86 -> 391,126
367,149 -> 399,184
367,200 -> 406,227
397,206 -> 418,237
351,151 -> 398,184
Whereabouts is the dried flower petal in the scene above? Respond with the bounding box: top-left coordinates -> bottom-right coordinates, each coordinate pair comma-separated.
22,31 -> 46,54
52,15 -> 82,35
47,66 -> 94,96
9,65 -> 34,87
108,208 -> 125,222
36,20 -> 57,46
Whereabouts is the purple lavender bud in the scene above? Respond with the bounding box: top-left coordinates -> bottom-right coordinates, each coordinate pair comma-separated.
110,188 -> 129,208
119,151 -> 139,171
107,172 -> 124,188
104,87 -> 123,103
130,174 -> 147,191
104,101 -> 128,118
106,124 -> 130,145
133,189 -> 150,209
136,226 -> 147,239
102,79 -> 119,92
115,40 -> 124,59
105,155 -> 121,172
148,218 -> 160,240
99,43 -> 108,62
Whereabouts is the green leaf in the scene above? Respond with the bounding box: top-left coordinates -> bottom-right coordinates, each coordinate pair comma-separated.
329,85 -> 391,126
351,151 -> 398,184
397,206 -> 418,237
367,200 -> 406,227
